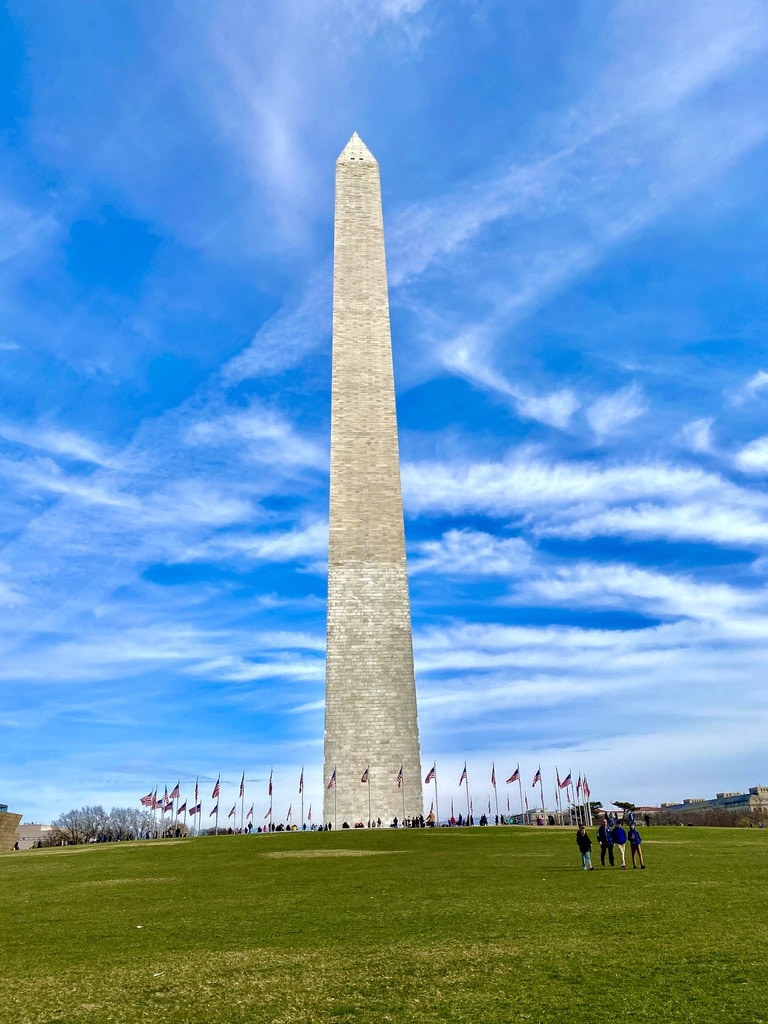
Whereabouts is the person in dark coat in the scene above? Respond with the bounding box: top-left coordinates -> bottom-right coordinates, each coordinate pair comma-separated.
576,825 -> 594,870
597,818 -> 615,866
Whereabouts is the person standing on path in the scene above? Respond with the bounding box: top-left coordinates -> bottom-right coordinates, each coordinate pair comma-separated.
576,825 -> 594,870
628,825 -> 646,868
597,818 -> 615,866
611,822 -> 628,868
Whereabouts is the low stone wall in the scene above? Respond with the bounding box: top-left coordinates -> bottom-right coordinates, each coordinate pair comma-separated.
0,811 -> 23,852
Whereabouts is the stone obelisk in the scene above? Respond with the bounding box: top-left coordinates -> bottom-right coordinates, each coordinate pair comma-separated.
323,133 -> 423,828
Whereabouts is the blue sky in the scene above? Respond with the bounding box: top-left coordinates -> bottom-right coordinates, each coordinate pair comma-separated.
2,0 -> 767,824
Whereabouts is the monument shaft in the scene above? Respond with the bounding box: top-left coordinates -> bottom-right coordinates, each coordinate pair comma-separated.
323,133 -> 423,827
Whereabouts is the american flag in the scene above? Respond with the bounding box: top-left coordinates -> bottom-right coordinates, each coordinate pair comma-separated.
576,775 -> 582,796
583,776 -> 591,798
194,778 -> 199,805
264,806 -> 272,819
209,804 -> 218,818
559,771 -> 572,790
169,782 -> 180,801
246,804 -> 254,820
425,765 -> 436,784
396,766 -> 404,789
211,776 -> 220,800
163,799 -> 173,812
532,767 -> 542,787
239,772 -> 245,798
298,769 -> 304,794
307,804 -> 312,821
227,805 -> 236,819
268,770 -> 273,797
177,801 -> 187,814
327,769 -> 337,790
188,803 -> 200,816
459,764 -> 467,786
491,764 -> 497,788
286,804 -> 292,820
139,791 -> 154,807
361,767 -> 369,783
506,765 -> 520,784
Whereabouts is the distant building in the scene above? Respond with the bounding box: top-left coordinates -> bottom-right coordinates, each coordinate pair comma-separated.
660,785 -> 768,815
16,823 -> 54,850
0,804 -> 23,852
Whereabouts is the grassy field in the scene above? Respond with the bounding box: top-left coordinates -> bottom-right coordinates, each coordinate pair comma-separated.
2,825 -> 767,1023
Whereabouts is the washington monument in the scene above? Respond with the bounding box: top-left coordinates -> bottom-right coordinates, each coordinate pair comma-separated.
323,133 -> 423,827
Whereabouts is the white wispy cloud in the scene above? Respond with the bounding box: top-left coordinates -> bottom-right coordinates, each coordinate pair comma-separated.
680,417 -> 715,454
735,436 -> 768,475
0,421 -> 118,467
188,404 -> 325,470
586,384 -> 647,443
412,529 -> 533,576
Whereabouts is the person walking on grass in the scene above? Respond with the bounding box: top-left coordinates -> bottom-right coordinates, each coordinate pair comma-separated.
628,825 -> 646,868
576,824 -> 594,870
611,821 -> 628,868
597,818 -> 615,866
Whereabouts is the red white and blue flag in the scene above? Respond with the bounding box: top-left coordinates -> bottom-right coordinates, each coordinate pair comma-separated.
425,765 -> 436,784
227,805 -> 236,819
559,771 -> 572,790
491,764 -> 497,788
246,804 -> 253,820
169,782 -> 180,801
209,804 -> 218,818
532,767 -> 541,787
239,772 -> 245,799
396,766 -> 404,789
361,767 -> 369,784
268,770 -> 273,797
327,769 -> 337,790
506,765 -> 520,784
459,764 -> 467,786
189,803 -> 200,816
211,776 -> 220,800
299,769 -> 304,794
177,801 -> 187,814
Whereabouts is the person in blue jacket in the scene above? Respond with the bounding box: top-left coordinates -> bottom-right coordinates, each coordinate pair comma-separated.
611,822 -> 628,868
628,825 -> 646,868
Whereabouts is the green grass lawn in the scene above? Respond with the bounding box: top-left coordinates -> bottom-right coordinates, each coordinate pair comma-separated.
2,825 -> 767,1023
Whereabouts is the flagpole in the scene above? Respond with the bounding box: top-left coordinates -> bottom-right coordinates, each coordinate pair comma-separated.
401,764 -> 405,825
464,765 -> 471,824
492,762 -> 499,824
334,766 -> 337,831
538,770 -> 545,823
517,775 -> 525,824
300,765 -> 304,828
433,763 -> 440,828
240,771 -> 245,834
367,764 -> 371,828
555,767 -> 563,824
